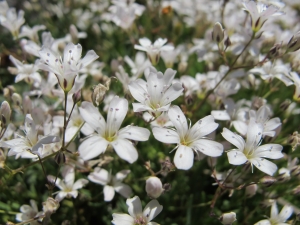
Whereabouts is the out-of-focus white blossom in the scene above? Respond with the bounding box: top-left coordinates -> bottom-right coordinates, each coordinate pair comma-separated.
88,168 -> 132,201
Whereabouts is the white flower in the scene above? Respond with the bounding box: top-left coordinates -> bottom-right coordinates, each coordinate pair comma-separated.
211,98 -> 249,136
2,114 -> 60,159
254,201 -> 293,225
0,7 -> 25,38
112,196 -> 163,225
16,200 -> 43,225
134,37 -> 174,64
242,1 -> 283,32
8,56 -> 41,87
38,43 -> 99,92
47,165 -> 88,202
152,106 -> 223,170
88,168 -> 132,202
249,105 -> 281,137
19,24 -> 46,42
221,119 -> 284,176
129,68 -> 183,114
78,96 -> 150,163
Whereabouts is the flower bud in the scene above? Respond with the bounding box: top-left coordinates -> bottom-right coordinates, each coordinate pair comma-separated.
42,197 -> 60,214
245,184 -> 257,198
23,96 -> 32,114
55,152 -> 66,165
0,101 -> 11,125
212,22 -> 224,43
224,36 -> 231,49
11,93 -> 22,107
260,176 -> 277,187
287,32 -> 300,53
219,212 -> 236,225
145,176 -> 164,199
72,89 -> 82,104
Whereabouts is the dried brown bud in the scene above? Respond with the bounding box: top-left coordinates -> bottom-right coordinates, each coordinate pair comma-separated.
288,131 -> 300,151
163,183 -> 172,192
91,78 -> 111,106
269,43 -> 281,58
280,99 -> 291,111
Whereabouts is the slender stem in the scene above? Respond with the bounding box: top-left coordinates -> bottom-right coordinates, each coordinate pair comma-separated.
0,209 -> 19,215
61,91 -> 68,152
65,102 -> 76,126
37,154 -> 47,181
193,32 -> 255,113
14,215 -> 45,225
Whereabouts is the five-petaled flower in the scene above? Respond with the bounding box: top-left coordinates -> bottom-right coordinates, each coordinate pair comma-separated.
38,43 -> 99,92
112,196 -> 163,225
222,119 -> 284,176
152,105 -> 223,170
129,68 -> 183,116
78,96 -> 150,163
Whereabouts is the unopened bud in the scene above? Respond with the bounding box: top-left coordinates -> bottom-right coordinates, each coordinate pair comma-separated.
91,79 -> 111,106
72,89 -> 82,104
212,22 -> 224,43
0,101 -> 11,125
178,61 -> 188,73
287,31 -> 300,53
260,176 -> 277,187
3,86 -> 15,99
69,24 -> 79,43
291,166 -> 300,176
292,185 -> 300,195
42,197 -> 60,214
280,99 -> 291,111
11,93 -> 22,107
145,176 -> 164,199
224,36 -> 231,48
245,184 -> 257,198
219,212 -> 236,225
269,43 -> 281,58
288,131 -> 300,151
23,96 -> 32,114
55,152 -> 66,165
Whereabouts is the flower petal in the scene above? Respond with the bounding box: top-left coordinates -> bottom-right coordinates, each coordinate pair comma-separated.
73,179 -> 88,190
88,168 -> 110,185
174,145 -> 194,170
143,199 -> 163,222
104,185 -> 115,202
278,204 -> 293,222
254,144 -> 283,159
189,115 -> 219,139
222,128 -> 245,151
107,96 -> 128,136
152,127 -> 180,144
191,139 -> 223,157
127,196 -> 142,217
118,126 -> 150,141
249,158 -> 277,176
79,101 -> 106,134
78,136 -> 109,161
115,170 -> 130,181
112,213 -> 134,225
114,183 -> 132,198
112,138 -> 138,163
168,106 -> 188,138
227,150 -> 248,165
